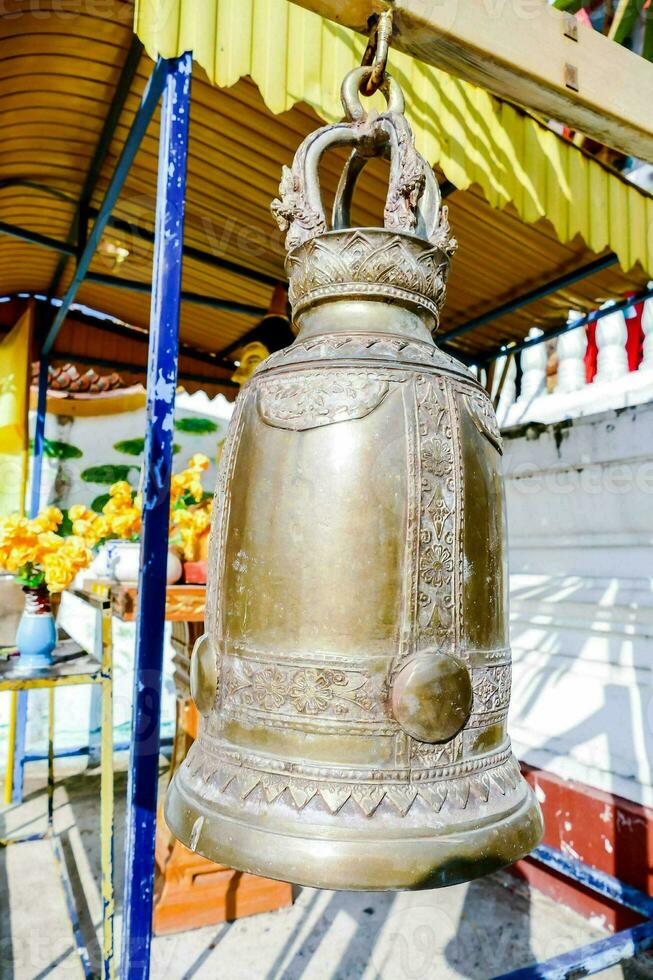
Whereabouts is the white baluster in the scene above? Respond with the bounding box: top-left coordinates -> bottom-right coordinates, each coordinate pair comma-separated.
595,300 -> 628,383
496,355 -> 517,426
469,363 -> 489,391
518,327 -> 547,403
639,282 -> 653,373
490,352 -> 505,401
556,310 -> 587,393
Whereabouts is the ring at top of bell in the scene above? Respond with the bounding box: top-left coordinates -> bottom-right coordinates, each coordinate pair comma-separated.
271,67 -> 457,333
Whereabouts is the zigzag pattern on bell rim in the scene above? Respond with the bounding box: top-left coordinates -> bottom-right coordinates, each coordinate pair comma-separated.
181,743 -> 522,818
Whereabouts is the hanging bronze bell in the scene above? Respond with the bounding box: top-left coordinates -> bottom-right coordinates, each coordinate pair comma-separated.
165,66 -> 543,890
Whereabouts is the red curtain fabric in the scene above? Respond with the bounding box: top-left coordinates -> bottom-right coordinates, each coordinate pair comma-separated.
624,294 -> 644,371
584,296 -> 643,382
584,320 -> 598,382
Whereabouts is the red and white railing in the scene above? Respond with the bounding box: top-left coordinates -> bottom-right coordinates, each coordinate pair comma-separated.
485,286 -> 653,427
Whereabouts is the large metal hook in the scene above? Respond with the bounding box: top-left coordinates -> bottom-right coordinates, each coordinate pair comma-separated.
360,9 -> 393,96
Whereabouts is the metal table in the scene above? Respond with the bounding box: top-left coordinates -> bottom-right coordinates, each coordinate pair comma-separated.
0,592 -> 115,980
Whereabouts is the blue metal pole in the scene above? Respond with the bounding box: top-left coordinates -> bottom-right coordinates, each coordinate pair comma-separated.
10,692 -> 28,805
30,355 -> 48,518
494,845 -> 653,979
495,921 -> 653,980
120,53 -> 192,980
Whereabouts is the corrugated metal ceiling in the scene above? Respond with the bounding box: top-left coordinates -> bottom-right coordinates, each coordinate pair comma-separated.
0,1 -> 650,399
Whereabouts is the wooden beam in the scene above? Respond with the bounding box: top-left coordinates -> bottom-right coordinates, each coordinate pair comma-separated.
289,0 -> 653,161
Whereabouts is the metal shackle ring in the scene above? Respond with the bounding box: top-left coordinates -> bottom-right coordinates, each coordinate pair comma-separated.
341,67 -> 405,123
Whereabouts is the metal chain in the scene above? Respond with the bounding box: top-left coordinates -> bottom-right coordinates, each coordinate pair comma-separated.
360,9 -> 393,96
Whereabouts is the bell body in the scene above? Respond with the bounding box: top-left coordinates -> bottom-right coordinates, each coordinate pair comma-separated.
165,231 -> 542,889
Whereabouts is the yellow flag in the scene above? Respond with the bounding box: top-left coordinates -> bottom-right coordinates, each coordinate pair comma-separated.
0,305 -> 33,515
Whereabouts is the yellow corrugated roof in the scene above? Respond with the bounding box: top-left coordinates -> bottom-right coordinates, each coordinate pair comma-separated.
0,1 -> 650,394
134,0 -> 653,275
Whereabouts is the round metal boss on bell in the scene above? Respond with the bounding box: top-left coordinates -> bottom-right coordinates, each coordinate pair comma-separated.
165,63 -> 543,890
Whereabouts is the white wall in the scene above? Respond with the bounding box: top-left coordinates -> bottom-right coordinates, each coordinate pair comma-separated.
30,389 -> 233,512
504,402 -> 653,806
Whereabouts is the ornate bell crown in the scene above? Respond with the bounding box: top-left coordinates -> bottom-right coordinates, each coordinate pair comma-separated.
272,67 -> 456,329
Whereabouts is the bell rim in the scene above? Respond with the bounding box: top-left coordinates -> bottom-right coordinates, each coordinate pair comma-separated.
164,770 -> 543,892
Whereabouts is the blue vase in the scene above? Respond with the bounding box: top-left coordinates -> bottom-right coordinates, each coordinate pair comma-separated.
16,587 -> 57,669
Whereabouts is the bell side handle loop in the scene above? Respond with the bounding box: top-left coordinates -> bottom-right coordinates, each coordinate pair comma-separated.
271,67 -> 443,250
332,134 -> 441,242
298,124 -> 365,235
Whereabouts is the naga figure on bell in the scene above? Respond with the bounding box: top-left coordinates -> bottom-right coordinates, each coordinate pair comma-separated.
165,61 -> 543,890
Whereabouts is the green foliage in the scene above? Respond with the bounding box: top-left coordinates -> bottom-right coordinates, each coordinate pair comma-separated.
15,563 -> 45,589
80,464 -> 137,485
174,416 -> 218,435
174,488 -> 208,508
113,438 -> 180,456
551,0 -> 587,11
611,0 -> 643,44
642,6 -> 653,60
29,438 -> 83,460
113,438 -> 145,456
58,509 -> 74,536
91,493 -> 111,513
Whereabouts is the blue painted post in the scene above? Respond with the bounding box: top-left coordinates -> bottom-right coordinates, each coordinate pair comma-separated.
11,355 -> 50,803
30,354 -> 48,519
10,692 -> 28,805
120,53 -> 192,980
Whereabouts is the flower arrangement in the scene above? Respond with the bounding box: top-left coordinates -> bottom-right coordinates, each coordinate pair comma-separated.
68,453 -> 213,563
0,455 -> 214,662
0,506 -> 92,594
169,453 -> 213,561
0,454 -> 213,597
69,480 -> 142,547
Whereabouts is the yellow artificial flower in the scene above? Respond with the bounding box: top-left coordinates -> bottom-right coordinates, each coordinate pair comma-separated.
30,506 -> 63,534
62,535 -> 91,565
41,535 -> 92,593
68,505 -> 108,548
0,519 -> 39,571
170,454 -> 210,506
90,482 -> 143,541
169,494 -> 213,560
37,530 -> 64,554
109,508 -> 141,540
42,553 -> 73,593
91,515 -> 111,542
4,545 -> 37,573
108,481 -> 133,501
0,507 -> 93,590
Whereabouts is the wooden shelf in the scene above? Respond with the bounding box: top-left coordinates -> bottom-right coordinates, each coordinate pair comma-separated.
110,584 -> 206,623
